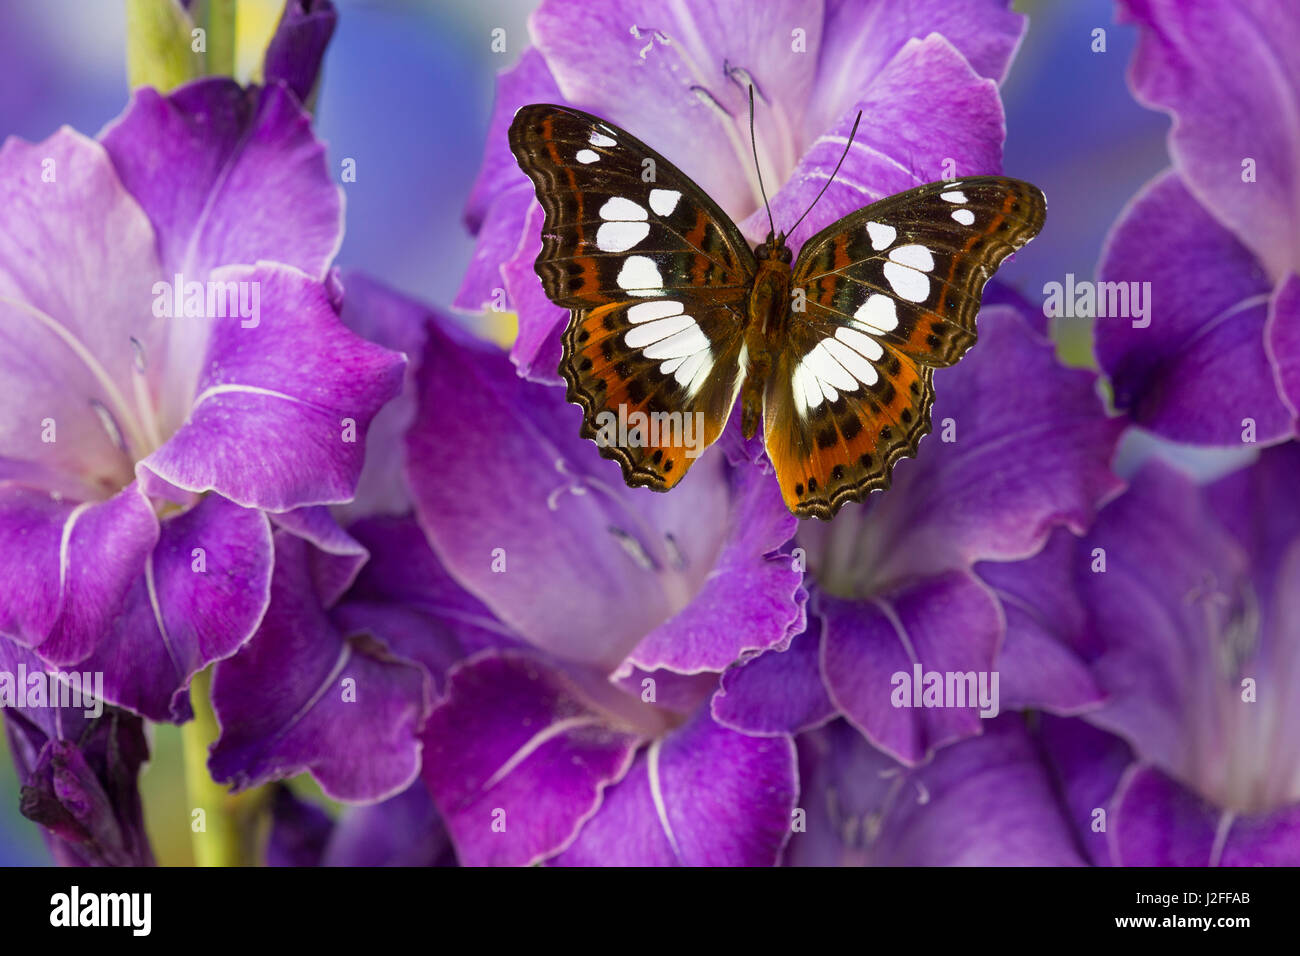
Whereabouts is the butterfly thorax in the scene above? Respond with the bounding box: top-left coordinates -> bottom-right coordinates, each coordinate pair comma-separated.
740,233 -> 794,440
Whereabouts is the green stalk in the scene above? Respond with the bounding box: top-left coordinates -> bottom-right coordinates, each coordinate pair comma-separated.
181,667 -> 267,866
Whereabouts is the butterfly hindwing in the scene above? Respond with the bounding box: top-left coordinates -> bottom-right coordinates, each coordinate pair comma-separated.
564,299 -> 746,489
766,177 -> 1046,518
509,104 -> 755,489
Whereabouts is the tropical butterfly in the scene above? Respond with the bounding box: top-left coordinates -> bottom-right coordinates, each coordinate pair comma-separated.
508,97 -> 1045,519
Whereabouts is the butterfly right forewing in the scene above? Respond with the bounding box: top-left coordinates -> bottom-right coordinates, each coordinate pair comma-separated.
765,177 -> 1047,519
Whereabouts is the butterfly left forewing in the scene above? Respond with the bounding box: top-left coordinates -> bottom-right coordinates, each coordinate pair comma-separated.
509,104 -> 756,490
767,176 -> 1046,518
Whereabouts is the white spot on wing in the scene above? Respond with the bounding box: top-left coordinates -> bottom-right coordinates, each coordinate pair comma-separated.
627,300 -> 683,323
648,189 -> 681,216
625,313 -> 695,348
853,294 -> 898,332
822,338 -> 878,388
644,325 -> 709,360
576,149 -> 600,164
888,244 -> 935,272
796,364 -> 823,411
675,348 -> 713,395
806,342 -> 859,393
866,221 -> 896,251
883,261 -> 929,302
835,326 -> 884,363
589,131 -> 616,147
597,221 -> 650,252
599,197 -> 647,221
940,190 -> 967,203
617,256 -> 663,295
952,208 -> 975,225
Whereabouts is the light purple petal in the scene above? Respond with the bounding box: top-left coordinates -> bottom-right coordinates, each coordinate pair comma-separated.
745,34 -> 1007,249
269,506 -> 366,608
552,708 -> 797,866
1119,0 -> 1300,279
500,198 -> 567,383
1096,170 -> 1288,445
978,530 -> 1105,714
808,0 -> 1024,138
407,320 -> 780,673
334,270 -> 434,523
0,128 -> 166,493
790,716 -> 1086,866
420,651 -> 644,867
1076,463 -> 1249,776
141,263 -> 406,512
464,47 -> 562,232
0,482 -> 157,666
617,466 -> 803,676
78,493 -> 271,722
712,609 -> 836,736
873,715 -> 1086,865
209,531 -> 427,802
99,79 -> 343,279
820,569 -> 1002,765
530,0 -> 824,221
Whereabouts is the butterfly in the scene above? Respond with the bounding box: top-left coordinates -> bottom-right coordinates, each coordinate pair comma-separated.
508,100 -> 1046,519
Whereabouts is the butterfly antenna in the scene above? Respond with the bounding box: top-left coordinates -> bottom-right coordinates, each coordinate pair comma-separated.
749,85 -> 776,239
786,109 -> 862,238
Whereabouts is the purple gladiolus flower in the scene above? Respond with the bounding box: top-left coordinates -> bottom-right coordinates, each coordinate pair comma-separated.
0,76 -> 404,735
965,446 -> 1300,865
1096,0 -> 1300,445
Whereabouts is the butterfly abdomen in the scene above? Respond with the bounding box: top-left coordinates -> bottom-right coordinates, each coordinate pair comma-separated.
741,254 -> 793,439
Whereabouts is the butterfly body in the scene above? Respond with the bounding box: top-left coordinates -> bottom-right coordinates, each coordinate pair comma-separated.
509,104 -> 1046,519
741,235 -> 794,439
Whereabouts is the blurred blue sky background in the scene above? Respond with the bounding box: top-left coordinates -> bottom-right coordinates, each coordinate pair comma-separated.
0,0 -> 1166,865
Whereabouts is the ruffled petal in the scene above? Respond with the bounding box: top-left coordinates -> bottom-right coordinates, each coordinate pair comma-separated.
209,532 -> 427,802
820,569 -> 1002,765
711,610 -> 835,736
99,79 -> 343,279
1096,170 -> 1287,444
420,651 -> 645,866
140,263 -> 405,512
0,482 -> 157,666
79,493 -> 272,722
1118,0 -> 1300,279
552,708 -> 797,866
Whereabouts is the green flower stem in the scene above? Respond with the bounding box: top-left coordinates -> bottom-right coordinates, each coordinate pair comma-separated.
181,667 -> 267,866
